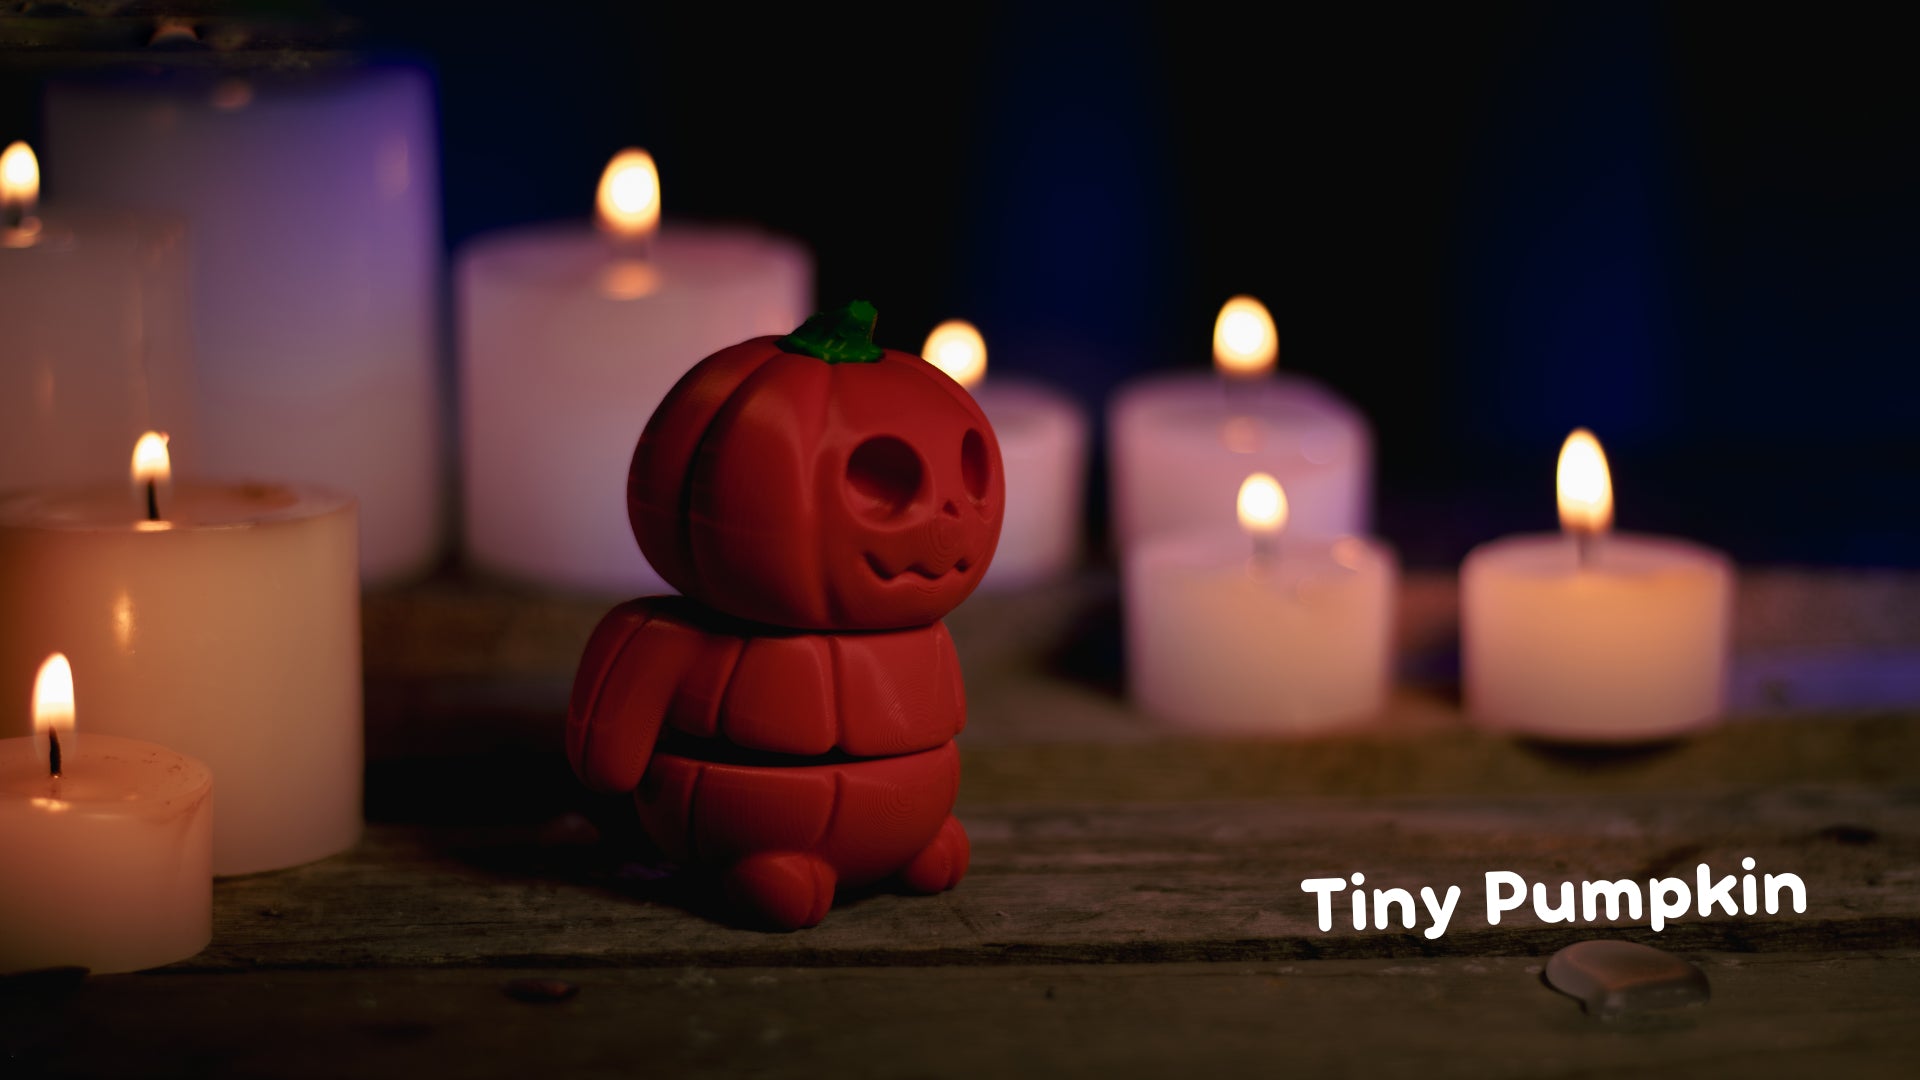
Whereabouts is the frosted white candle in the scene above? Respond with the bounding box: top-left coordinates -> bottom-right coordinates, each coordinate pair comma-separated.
0,439 -> 361,874
1462,429 -> 1733,742
1109,296 -> 1371,556
458,149 -> 811,595
0,655 -> 211,975
45,67 -> 444,583
1126,474 -> 1396,733
922,320 -> 1087,590
0,142 -> 199,491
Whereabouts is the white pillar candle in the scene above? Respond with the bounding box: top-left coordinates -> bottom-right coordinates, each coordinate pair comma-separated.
1126,473 -> 1396,733
457,149 -> 812,595
1462,429 -> 1733,742
0,437 -> 361,874
45,67 -> 444,583
922,320 -> 1088,590
0,142 -> 199,491
1109,296 -> 1371,556
0,655 -> 211,975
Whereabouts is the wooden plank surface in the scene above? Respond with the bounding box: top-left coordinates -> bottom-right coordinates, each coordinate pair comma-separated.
9,570 -> 1917,1075
8,954 -> 1918,1079
189,781 -> 1918,972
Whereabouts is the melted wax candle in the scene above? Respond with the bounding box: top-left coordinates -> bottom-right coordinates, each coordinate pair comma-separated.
1462,429 -> 1733,742
1110,296 -> 1372,557
1127,473 -> 1396,733
0,654 -> 212,975
0,435 -> 360,875
459,149 -> 812,594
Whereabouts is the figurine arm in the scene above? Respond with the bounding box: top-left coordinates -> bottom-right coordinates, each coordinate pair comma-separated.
566,599 -> 702,793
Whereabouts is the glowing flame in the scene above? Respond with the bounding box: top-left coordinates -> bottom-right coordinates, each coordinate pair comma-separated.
2,141 -> 39,213
1556,428 -> 1613,535
150,19 -> 199,46
1213,295 -> 1277,378
1236,472 -> 1288,537
922,319 -> 988,389
596,148 -> 660,240
132,431 -> 171,487
132,431 -> 172,524
33,653 -> 74,740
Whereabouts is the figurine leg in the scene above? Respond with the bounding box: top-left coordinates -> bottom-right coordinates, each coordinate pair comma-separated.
898,815 -> 969,894
724,851 -> 838,930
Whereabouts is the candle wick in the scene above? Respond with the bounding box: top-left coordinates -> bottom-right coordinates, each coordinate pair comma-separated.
601,225 -> 654,262
48,728 -> 61,779
1250,532 -> 1280,568
146,479 -> 161,522
1574,529 -> 1598,569
1221,373 -> 1255,420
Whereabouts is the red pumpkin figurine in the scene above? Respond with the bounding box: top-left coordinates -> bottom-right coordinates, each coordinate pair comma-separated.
569,301 -> 1004,929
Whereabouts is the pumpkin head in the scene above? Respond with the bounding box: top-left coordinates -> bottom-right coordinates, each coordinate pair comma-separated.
629,302 -> 1004,630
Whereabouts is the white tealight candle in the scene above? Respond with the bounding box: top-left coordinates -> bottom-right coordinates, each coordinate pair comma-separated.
1126,473 -> 1397,733
46,68 -> 445,583
0,654 -> 212,975
1109,296 -> 1372,557
458,148 -> 812,595
1461,429 -> 1734,742
0,435 -> 361,874
922,320 -> 1088,590
0,142 -> 199,492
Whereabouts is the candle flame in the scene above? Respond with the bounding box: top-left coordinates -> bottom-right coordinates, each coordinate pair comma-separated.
150,19 -> 199,47
1236,472 -> 1288,536
1556,428 -> 1613,536
2,141 -> 39,213
132,431 -> 171,523
1213,295 -> 1277,378
132,431 -> 171,486
596,148 -> 661,240
922,319 -> 987,389
33,653 -> 74,740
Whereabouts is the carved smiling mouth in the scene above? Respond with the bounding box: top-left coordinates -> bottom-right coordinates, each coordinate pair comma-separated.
866,554 -> 972,582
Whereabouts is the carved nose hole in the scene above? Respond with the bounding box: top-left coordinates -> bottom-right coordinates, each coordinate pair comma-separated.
941,500 -> 959,518
961,428 -> 990,501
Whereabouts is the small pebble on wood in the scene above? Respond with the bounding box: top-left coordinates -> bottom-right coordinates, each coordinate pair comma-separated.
1545,940 -> 1710,1018
503,977 -> 579,1003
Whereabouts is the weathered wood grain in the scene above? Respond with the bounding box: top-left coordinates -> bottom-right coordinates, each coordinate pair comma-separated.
191,784 -> 1920,972
958,712 -> 1920,799
359,713 -> 1920,832
10,954 -> 1918,1079
25,569 -> 1914,1074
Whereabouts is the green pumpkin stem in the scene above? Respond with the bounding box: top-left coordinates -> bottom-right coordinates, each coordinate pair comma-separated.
778,300 -> 885,364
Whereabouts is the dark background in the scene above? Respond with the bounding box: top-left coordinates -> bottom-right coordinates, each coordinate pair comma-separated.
6,2 -> 1914,569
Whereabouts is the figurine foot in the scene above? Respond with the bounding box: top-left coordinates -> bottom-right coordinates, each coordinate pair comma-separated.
724,851 -> 837,930
899,815 -> 969,894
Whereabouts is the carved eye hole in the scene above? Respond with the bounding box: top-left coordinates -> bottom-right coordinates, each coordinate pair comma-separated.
847,436 -> 925,519
961,428 -> 990,502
